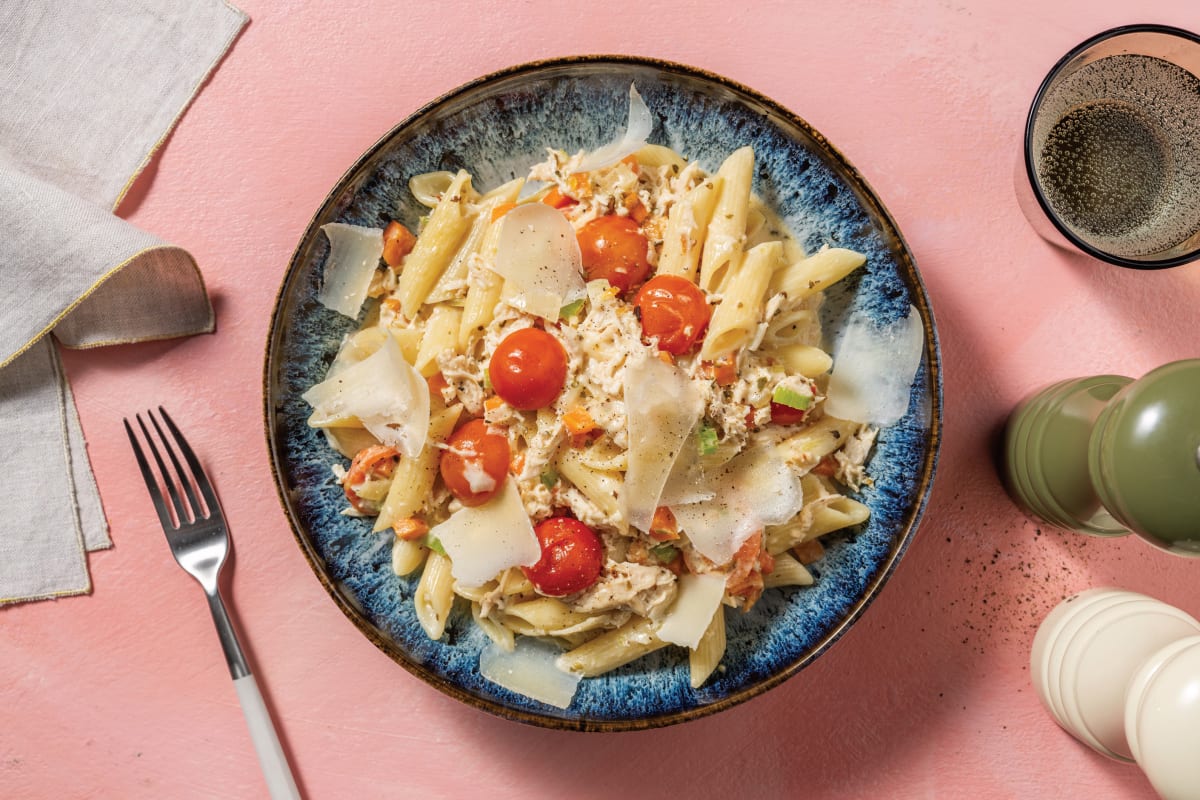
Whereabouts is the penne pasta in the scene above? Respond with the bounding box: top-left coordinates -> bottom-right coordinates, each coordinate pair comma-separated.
768,247 -> 867,306
699,240 -> 782,360
394,170 -> 474,319
769,343 -> 834,378
374,404 -> 461,531
413,304 -> 463,377
763,552 -> 814,588
427,178 -> 523,304
689,605 -> 726,688
777,415 -> 859,470
656,176 -> 722,281
698,146 -> 754,292
391,536 -> 427,577
415,550 -> 456,640
556,449 -> 622,520
556,617 -> 667,677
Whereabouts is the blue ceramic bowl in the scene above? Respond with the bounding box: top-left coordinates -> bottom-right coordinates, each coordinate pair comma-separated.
265,56 -> 941,731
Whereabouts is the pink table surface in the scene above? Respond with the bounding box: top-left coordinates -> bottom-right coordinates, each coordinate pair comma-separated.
5,1 -> 1200,797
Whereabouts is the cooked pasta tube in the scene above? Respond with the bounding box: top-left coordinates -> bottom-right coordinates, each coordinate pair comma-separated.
555,617 -> 667,677
413,304 -> 463,377
698,146 -> 754,292
374,404 -> 461,531
657,176 -> 722,281
777,415 -> 858,470
394,170 -> 474,318
699,240 -> 782,360
556,449 -> 622,519
767,247 -> 866,306
770,343 -> 834,378
391,537 -> 427,577
689,605 -> 726,688
472,602 -> 515,652
457,207 -> 509,349
763,552 -> 814,588
427,178 -> 522,304
415,550 -> 455,640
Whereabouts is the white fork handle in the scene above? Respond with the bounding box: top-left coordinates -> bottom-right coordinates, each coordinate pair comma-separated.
233,674 -> 301,799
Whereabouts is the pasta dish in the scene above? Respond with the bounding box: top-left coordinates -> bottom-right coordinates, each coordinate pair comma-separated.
301,88 -> 885,706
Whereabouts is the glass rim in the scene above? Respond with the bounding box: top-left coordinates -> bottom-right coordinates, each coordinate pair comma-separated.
1023,23 -> 1200,270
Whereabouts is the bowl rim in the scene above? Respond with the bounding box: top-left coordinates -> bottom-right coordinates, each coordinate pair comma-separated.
262,53 -> 943,732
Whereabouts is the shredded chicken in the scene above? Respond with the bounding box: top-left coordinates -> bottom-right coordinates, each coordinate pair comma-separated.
568,561 -> 678,620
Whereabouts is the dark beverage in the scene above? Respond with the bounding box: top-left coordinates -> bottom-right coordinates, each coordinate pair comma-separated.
1032,54 -> 1200,259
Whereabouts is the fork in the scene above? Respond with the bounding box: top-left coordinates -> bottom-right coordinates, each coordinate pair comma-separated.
125,408 -> 301,800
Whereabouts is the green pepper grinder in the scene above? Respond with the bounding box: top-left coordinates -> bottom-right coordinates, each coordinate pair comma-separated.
1003,359 -> 1200,554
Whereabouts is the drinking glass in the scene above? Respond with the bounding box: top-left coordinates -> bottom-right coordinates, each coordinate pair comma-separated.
1015,24 -> 1200,269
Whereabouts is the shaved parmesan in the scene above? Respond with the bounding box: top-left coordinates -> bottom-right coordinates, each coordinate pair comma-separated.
577,84 -> 653,173
493,203 -> 585,321
656,573 -> 726,649
479,637 -> 580,709
301,334 -> 429,457
317,223 -> 383,318
621,352 -> 705,532
429,478 -> 541,587
825,305 -> 924,425
670,446 -> 803,564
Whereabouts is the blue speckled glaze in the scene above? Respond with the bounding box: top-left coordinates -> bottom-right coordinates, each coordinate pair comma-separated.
265,57 -> 942,731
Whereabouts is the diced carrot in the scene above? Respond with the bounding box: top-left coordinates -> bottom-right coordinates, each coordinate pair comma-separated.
484,396 -> 505,413
383,297 -> 403,314
382,221 -> 416,266
509,452 -> 526,476
393,517 -> 429,541
620,153 -> 641,174
656,350 -> 675,366
566,172 -> 593,200
491,201 -> 517,222
648,506 -> 680,542
793,538 -> 825,565
712,353 -> 738,387
562,405 -> 598,437
543,186 -> 577,209
625,197 -> 650,224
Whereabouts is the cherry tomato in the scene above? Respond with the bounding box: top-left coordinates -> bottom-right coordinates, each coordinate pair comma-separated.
522,517 -> 605,596
632,275 -> 712,354
439,419 -> 511,507
382,221 -> 416,266
488,327 -> 568,410
576,215 -> 652,294
769,401 -> 809,425
343,445 -> 400,514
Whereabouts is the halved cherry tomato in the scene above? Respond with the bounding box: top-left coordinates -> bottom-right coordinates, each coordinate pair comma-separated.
382,221 -> 416,266
576,215 -> 652,295
343,445 -> 400,514
632,274 -> 712,355
439,419 -> 510,507
522,517 -> 605,596
488,327 -> 568,410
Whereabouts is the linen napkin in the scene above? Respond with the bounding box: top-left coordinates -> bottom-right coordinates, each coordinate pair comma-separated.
0,0 -> 247,604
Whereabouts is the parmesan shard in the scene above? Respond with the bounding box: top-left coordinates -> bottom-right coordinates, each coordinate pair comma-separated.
479,637 -> 581,709
429,478 -> 541,588
493,203 -> 585,321
301,333 -> 429,458
656,573 -> 726,649
670,445 -> 803,565
316,222 -> 384,318
577,84 -> 653,173
824,305 -> 924,425
621,352 -> 705,533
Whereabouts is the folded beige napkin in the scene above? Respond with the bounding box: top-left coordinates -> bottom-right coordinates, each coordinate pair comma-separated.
0,0 -> 247,604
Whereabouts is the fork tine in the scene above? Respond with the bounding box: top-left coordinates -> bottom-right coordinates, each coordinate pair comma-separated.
124,418 -> 177,532
135,413 -> 188,527
147,408 -> 204,519
158,406 -> 221,517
